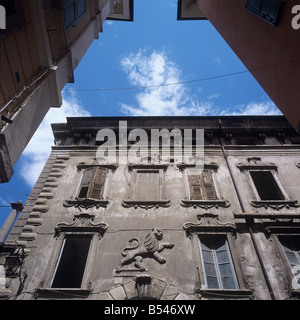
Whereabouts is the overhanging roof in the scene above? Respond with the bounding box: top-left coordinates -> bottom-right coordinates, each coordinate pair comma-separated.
177,0 -> 207,20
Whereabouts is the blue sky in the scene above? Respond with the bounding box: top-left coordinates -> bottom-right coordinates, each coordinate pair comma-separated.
0,0 -> 281,229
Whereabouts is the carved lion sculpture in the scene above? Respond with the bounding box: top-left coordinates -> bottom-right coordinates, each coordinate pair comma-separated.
116,228 -> 174,272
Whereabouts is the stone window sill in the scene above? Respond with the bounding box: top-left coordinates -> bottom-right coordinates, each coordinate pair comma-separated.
196,288 -> 253,300
181,199 -> 230,209
36,288 -> 91,299
63,199 -> 109,209
251,200 -> 299,210
122,200 -> 171,210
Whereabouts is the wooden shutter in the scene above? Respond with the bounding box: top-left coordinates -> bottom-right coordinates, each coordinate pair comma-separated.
202,169 -> 217,200
78,167 -> 94,198
188,174 -> 202,200
188,169 -> 217,200
88,167 -> 108,200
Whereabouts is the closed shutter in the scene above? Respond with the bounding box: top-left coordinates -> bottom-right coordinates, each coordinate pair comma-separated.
202,169 -> 217,200
188,169 -> 217,200
188,175 -> 202,200
88,167 -> 108,200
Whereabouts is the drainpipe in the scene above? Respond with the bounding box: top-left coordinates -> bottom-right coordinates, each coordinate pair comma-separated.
217,119 -> 276,300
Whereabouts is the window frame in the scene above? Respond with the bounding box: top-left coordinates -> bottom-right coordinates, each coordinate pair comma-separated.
64,164 -> 116,209
183,214 -> 252,299
245,0 -> 283,26
77,166 -> 108,201
198,235 -> 239,290
272,233 -> 300,292
179,163 -> 230,209
37,213 -> 108,298
50,233 -> 93,289
62,0 -> 87,33
248,169 -> 287,201
236,158 -> 299,210
264,227 -> 300,298
122,164 -> 171,209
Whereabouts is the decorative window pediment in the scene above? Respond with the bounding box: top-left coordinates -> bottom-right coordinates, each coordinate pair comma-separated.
183,213 -> 236,238
236,157 -> 278,172
179,163 -> 230,209
54,213 -> 109,237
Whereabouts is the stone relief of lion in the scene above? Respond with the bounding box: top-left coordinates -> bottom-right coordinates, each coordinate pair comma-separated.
116,228 -> 174,272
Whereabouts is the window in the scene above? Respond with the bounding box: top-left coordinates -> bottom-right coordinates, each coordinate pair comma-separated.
235,136 -> 257,145
279,237 -> 300,289
246,0 -> 282,26
250,171 -> 284,201
236,158 -> 299,210
64,164 -> 115,210
78,167 -> 108,200
134,169 -> 160,201
199,236 -> 238,290
180,163 -> 230,209
63,0 -> 86,32
122,165 -> 171,209
51,235 -> 91,288
188,169 -> 217,201
183,214 -> 252,299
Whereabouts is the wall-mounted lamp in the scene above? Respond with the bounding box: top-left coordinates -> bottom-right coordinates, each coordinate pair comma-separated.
4,248 -> 25,277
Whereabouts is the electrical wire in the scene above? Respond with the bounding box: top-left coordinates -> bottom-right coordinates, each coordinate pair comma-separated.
61,57 -> 300,93
0,187 -> 30,196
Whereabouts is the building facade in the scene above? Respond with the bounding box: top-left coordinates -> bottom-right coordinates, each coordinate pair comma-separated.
178,0 -> 300,132
0,0 -> 133,182
0,115 -> 300,300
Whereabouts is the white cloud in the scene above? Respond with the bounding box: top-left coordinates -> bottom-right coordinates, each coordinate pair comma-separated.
212,57 -> 223,67
120,50 -> 201,116
220,101 -> 282,116
19,93 -> 90,187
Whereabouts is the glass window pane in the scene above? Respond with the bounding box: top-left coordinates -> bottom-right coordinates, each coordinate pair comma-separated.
202,250 -> 214,263
222,276 -> 237,290
206,276 -> 219,289
219,263 -> 233,277
76,0 -> 85,17
216,250 -> 230,264
204,262 -> 218,277
285,252 -> 300,266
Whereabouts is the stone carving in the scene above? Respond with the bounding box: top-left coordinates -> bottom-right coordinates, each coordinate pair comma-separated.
54,213 -> 108,237
116,228 -> 174,272
236,157 -> 277,172
63,199 -> 109,210
122,200 -> 171,210
250,199 -> 299,210
180,199 -> 230,209
183,213 -> 236,237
